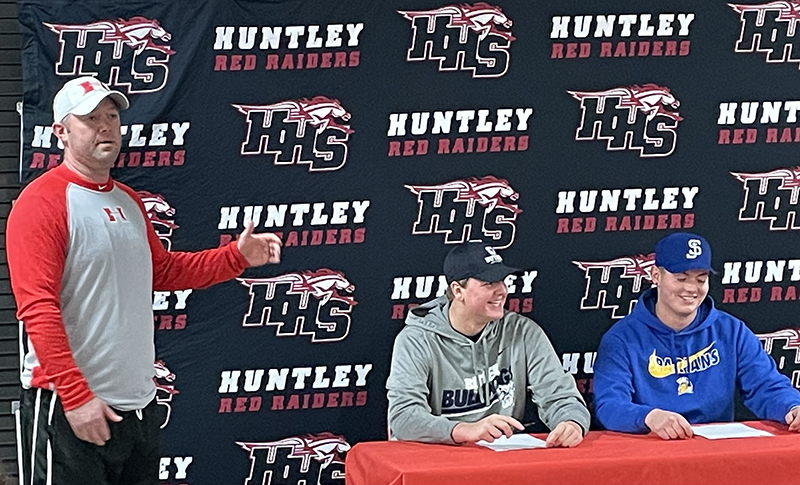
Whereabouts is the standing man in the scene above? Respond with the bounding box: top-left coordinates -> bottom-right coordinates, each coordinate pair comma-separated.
7,76 -> 282,484
594,232 -> 800,439
387,242 -> 589,446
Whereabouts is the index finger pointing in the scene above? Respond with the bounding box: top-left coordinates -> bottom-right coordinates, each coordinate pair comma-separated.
496,420 -> 514,438
497,415 -> 524,431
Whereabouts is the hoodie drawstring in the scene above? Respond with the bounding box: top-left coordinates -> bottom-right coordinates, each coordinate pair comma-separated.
482,340 -> 490,407
669,333 -> 676,375
473,325 -> 495,408
470,337 -> 492,407
469,344 -> 482,405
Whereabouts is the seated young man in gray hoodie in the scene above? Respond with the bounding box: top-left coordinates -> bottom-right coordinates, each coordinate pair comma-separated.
387,242 -> 590,446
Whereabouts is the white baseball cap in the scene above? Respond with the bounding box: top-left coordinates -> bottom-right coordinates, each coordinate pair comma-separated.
53,76 -> 129,123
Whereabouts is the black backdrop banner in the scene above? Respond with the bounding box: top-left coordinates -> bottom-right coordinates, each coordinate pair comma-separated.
16,0 -> 800,483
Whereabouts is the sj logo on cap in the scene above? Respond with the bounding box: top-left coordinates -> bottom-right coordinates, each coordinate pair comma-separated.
686,239 -> 702,259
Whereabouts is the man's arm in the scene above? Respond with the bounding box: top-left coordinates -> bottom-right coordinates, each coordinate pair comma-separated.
523,322 -> 590,437
7,187 -> 123,445
734,321 -> 800,424
120,185 -> 280,290
593,333 -> 655,433
386,329 -> 461,444
6,188 -> 93,410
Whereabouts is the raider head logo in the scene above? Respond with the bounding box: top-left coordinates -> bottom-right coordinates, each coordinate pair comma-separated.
406,175 -> 521,214
731,166 -> 800,230
398,2 -> 515,77
730,2 -> 800,67
399,3 -> 514,41
45,17 -> 174,55
405,175 -> 522,248
234,96 -> 353,171
137,190 -> 179,250
239,269 -> 357,307
569,84 -> 682,123
44,17 -> 175,93
568,84 -> 682,157
237,269 -> 357,342
573,253 -> 655,318
153,360 -> 179,429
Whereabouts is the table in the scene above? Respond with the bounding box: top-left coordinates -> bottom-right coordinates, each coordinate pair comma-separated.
345,421 -> 800,484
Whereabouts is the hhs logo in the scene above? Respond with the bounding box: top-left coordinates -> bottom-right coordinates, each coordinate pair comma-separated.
406,175 -> 522,249
44,17 -> 174,93
153,360 -> 178,429
731,166 -> 800,230
398,3 -> 515,78
237,433 -> 349,485
237,269 -> 356,342
758,328 -> 800,389
569,84 -> 682,157
234,97 -> 353,172
731,2 -> 800,68
137,191 -> 178,250
573,253 -> 655,318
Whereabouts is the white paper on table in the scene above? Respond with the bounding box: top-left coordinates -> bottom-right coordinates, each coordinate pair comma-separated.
476,434 -> 548,451
691,422 -> 774,440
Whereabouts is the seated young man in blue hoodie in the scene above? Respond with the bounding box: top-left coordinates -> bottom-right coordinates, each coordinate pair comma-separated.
594,232 -> 800,439
387,242 -> 590,446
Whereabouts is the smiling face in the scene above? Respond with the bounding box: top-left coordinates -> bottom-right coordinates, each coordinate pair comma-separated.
54,97 -> 121,180
452,277 -> 508,326
652,267 -> 709,330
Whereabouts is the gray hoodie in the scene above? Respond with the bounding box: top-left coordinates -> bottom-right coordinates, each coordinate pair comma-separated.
387,295 -> 590,443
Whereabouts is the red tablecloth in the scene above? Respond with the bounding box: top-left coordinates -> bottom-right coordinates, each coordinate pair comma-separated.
345,421 -> 800,484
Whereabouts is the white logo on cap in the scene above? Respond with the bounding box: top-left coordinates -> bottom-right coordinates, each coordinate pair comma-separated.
686,239 -> 702,259
484,247 -> 503,264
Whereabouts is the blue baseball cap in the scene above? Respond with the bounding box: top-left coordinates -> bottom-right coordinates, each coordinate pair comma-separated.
655,232 -> 716,274
444,242 -> 522,283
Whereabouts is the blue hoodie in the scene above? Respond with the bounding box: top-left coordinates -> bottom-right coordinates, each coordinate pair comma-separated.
594,288 -> 800,433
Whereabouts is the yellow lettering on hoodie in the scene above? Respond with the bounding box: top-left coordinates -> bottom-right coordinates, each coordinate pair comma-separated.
648,351 -> 675,378
648,342 -> 718,379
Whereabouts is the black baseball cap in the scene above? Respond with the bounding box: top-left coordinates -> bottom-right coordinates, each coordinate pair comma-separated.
444,242 -> 522,283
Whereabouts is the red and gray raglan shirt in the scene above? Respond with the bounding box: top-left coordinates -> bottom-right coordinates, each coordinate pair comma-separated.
6,163 -> 249,412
